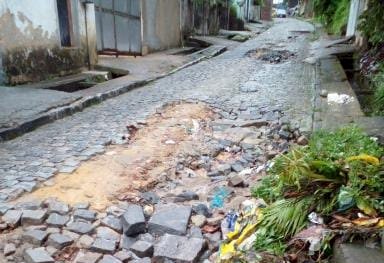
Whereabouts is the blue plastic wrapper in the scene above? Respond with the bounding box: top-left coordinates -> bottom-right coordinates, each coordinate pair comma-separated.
226,211 -> 238,231
210,187 -> 230,208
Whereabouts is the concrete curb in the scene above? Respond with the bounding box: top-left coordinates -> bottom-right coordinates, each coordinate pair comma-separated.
0,45 -> 226,142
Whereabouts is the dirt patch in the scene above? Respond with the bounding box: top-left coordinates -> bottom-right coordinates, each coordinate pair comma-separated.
16,102 -> 215,210
246,48 -> 296,63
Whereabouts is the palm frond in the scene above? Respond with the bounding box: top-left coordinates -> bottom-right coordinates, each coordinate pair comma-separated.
259,197 -> 312,238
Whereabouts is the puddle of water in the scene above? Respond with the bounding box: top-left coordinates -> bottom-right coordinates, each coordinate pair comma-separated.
16,103 -> 215,210
338,53 -> 376,115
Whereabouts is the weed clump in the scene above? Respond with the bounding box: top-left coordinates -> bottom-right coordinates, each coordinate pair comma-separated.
251,126 -> 384,261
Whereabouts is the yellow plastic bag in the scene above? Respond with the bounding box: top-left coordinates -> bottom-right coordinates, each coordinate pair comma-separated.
346,154 -> 380,166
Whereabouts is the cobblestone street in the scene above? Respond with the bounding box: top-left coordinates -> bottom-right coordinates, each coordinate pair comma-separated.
0,19 -> 315,202
0,18 -> 321,263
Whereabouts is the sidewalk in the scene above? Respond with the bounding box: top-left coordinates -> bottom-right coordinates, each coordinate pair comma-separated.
308,26 -> 384,143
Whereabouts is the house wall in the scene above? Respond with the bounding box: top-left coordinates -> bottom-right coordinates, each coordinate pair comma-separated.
0,0 -> 89,85
181,0 -> 194,37
261,0 -> 273,21
141,0 -> 181,54
288,0 -> 299,8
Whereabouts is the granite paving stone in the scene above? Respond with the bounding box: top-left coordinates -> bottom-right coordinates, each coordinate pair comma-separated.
101,215 -> 123,233
153,234 -> 206,263
130,240 -> 154,258
90,238 -> 117,254
99,255 -> 123,263
23,248 -> 54,263
2,210 -> 22,227
66,221 -> 94,234
46,233 -> 74,249
148,204 -> 191,236
23,229 -> 49,245
121,205 -> 146,236
76,251 -> 102,263
45,213 -> 69,227
21,210 -> 47,226
73,209 -> 97,221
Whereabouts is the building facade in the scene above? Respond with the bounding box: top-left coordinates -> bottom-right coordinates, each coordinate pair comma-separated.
0,0 -> 182,86
0,0 -> 96,85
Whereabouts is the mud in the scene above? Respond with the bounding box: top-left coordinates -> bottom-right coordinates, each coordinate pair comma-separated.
15,102 -> 215,210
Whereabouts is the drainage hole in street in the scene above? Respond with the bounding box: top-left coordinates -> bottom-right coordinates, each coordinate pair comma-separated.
338,52 -> 375,115
47,72 -> 127,93
245,48 -> 296,63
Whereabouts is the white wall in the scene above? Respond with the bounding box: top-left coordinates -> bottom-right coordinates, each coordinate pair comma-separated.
0,0 -> 92,85
0,0 -> 61,49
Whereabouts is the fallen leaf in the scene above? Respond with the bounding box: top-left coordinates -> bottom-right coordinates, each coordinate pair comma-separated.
352,217 -> 380,227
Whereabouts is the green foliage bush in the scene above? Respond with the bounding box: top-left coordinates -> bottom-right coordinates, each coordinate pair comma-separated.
372,67 -> 384,114
313,0 -> 350,34
358,0 -> 384,47
252,126 -> 384,256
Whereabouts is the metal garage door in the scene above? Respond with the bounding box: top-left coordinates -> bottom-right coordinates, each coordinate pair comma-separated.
95,0 -> 142,56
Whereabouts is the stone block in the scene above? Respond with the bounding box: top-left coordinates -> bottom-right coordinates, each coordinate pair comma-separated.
24,248 -> 54,263
148,204 -> 191,235
46,233 -> 74,249
121,205 -> 146,236
153,234 -> 206,263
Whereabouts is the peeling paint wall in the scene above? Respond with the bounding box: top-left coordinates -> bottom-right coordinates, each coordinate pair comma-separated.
0,0 -> 90,85
142,0 -> 181,53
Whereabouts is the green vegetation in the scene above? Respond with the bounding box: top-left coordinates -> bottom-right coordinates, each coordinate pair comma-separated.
313,0 -> 350,34
372,65 -> 384,115
252,126 -> 384,258
193,0 -> 226,7
358,1 -> 384,116
358,0 -> 384,47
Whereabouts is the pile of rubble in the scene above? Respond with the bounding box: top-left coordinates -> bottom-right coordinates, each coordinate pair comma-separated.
246,48 -> 296,63
0,102 -> 309,263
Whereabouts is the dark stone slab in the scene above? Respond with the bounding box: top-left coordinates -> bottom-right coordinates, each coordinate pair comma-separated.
121,205 -> 146,236
153,234 -> 206,263
148,204 -> 191,236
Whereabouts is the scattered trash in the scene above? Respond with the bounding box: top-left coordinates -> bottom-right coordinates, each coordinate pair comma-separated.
255,164 -> 266,174
210,187 -> 230,209
226,211 -> 238,232
219,199 -> 264,262
308,212 -> 324,225
165,139 -> 176,145
327,93 -> 355,104
238,168 -> 254,177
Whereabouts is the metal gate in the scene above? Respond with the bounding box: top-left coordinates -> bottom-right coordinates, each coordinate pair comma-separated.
95,0 -> 142,56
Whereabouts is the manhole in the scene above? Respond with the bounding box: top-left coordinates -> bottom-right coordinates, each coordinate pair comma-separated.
246,48 -> 295,63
